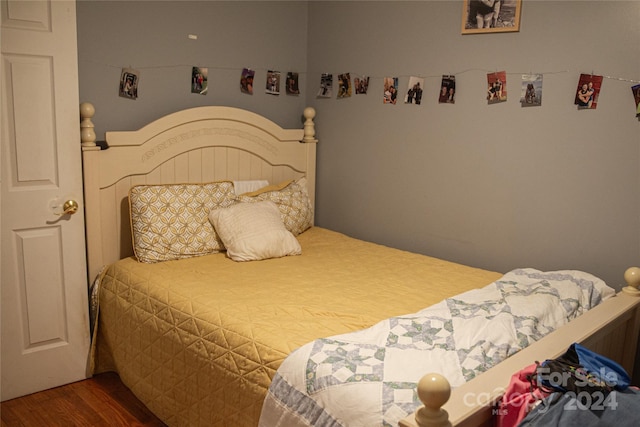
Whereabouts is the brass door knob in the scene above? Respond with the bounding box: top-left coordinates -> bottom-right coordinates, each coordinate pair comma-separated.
56,199 -> 79,215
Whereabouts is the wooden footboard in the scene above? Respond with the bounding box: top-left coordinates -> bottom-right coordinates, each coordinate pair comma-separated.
400,267 -> 640,427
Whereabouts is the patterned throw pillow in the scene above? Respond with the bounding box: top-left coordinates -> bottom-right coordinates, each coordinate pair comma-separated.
238,177 -> 313,235
129,181 -> 237,263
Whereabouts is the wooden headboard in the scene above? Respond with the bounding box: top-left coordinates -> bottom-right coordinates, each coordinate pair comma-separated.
80,104 -> 317,282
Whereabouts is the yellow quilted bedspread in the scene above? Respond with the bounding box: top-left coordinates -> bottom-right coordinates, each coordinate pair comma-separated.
93,227 -> 501,427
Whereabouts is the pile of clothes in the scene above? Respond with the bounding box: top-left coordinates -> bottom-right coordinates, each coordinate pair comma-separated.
496,343 -> 639,427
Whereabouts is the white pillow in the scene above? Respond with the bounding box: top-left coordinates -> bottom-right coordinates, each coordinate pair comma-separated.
208,201 -> 301,262
232,180 -> 269,195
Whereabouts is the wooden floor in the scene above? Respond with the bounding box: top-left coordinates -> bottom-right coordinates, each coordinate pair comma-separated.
1,372 -> 166,427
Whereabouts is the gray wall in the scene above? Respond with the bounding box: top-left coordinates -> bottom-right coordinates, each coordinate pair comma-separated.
77,1 -> 309,137
306,1 -> 640,291
77,1 -> 640,290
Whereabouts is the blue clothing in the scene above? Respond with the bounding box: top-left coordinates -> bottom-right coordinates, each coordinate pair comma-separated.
519,388 -> 640,427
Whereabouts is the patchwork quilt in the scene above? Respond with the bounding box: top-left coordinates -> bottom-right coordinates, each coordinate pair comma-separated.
259,268 -> 614,427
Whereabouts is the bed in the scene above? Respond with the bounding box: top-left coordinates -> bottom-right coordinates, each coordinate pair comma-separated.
80,103 -> 640,427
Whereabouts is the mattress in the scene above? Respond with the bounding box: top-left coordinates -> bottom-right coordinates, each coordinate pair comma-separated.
91,226 -> 502,427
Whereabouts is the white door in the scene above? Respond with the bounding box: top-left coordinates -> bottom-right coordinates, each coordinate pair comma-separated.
1,0 -> 89,401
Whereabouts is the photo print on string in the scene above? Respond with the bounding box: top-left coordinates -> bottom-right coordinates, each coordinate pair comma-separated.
354,75 -> 369,94
405,76 -> 425,105
487,71 -> 507,104
520,74 -> 543,107
266,70 -> 281,95
317,73 -> 333,98
574,73 -> 603,110
383,76 -> 399,104
119,68 -> 139,100
191,66 -> 208,95
438,75 -> 456,104
632,84 -> 640,117
286,72 -> 300,95
337,73 -> 352,98
240,68 -> 255,95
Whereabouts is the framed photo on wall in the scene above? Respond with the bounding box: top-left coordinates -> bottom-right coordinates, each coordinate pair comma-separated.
462,0 -> 522,34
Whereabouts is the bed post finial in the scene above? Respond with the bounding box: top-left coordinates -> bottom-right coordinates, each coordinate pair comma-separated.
622,267 -> 640,296
413,373 -> 452,427
80,102 -> 97,147
302,107 -> 318,143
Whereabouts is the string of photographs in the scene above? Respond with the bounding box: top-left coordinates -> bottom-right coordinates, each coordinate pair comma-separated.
117,66 -> 640,119
317,71 -> 639,116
